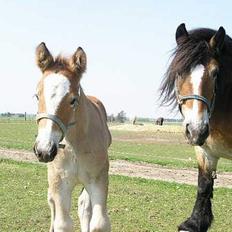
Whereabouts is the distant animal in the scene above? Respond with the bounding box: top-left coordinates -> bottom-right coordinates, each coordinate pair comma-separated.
133,116 -> 137,125
33,43 -> 111,232
160,23 -> 232,231
155,117 -> 164,125
133,116 -> 144,126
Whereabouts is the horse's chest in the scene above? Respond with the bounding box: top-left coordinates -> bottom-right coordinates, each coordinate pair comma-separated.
205,136 -> 232,159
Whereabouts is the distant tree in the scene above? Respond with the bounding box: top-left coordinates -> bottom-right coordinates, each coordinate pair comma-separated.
17,113 -> 25,118
116,110 -> 126,123
107,114 -> 115,122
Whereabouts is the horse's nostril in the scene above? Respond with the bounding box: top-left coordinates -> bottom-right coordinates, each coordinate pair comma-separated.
185,123 -> 191,137
203,124 -> 209,136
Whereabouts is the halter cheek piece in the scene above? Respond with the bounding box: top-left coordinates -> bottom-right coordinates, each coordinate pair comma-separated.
36,87 -> 81,148
175,76 -> 217,119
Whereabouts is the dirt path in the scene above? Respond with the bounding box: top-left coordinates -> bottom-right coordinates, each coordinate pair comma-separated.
1,148 -> 232,188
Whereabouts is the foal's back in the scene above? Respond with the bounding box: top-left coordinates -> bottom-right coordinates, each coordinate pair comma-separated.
86,95 -> 112,149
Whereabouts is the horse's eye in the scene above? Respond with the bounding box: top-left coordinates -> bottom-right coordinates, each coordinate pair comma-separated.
211,69 -> 218,79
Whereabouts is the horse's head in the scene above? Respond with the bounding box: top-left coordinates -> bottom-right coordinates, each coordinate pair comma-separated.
174,24 -> 225,146
33,43 -> 86,162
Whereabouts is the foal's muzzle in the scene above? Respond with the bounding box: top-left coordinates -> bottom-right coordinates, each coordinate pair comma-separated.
185,123 -> 209,146
33,142 -> 57,163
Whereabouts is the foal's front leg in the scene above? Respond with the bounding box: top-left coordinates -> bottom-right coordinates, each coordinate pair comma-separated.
78,188 -> 92,232
47,162 -> 76,232
178,147 -> 218,232
86,169 -> 111,232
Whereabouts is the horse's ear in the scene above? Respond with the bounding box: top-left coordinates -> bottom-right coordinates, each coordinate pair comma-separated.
176,23 -> 189,45
70,47 -> 87,73
36,42 -> 54,72
209,26 -> 225,53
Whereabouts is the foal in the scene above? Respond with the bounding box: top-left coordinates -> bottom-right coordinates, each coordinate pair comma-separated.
33,43 -> 111,232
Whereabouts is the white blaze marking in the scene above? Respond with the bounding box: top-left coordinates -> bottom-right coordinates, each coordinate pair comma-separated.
191,64 -> 204,95
44,74 -> 70,114
183,64 -> 209,129
191,64 -> 205,120
36,74 -> 70,151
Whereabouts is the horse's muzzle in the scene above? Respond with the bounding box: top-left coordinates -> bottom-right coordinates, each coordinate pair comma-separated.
185,123 -> 209,146
33,142 -> 57,163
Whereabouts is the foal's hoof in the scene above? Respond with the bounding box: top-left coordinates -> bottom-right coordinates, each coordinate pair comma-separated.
178,225 -> 195,232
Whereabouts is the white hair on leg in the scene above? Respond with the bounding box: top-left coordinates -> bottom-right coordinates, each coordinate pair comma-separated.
78,188 -> 92,232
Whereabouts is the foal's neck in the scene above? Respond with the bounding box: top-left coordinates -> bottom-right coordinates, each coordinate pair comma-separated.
65,88 -> 90,149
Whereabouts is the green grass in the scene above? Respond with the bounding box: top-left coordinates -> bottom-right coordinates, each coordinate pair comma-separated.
1,159 -> 232,232
110,140 -> 197,168
0,121 -> 36,150
1,121 -> 232,171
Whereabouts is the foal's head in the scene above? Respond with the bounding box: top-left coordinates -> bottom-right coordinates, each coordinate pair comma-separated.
33,43 -> 87,162
161,24 -> 226,146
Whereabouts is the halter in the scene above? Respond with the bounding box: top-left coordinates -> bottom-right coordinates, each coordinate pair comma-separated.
36,113 -> 77,141
175,77 -> 217,119
36,87 -> 81,148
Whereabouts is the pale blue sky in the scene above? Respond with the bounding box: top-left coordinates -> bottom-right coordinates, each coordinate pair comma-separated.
0,1 -> 231,118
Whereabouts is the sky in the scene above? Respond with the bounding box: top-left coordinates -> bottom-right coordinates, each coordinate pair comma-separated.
0,0 -> 232,119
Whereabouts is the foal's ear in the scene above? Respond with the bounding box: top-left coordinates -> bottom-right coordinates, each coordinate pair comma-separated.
176,23 -> 189,45
209,27 -> 226,53
70,47 -> 87,73
36,42 -> 54,72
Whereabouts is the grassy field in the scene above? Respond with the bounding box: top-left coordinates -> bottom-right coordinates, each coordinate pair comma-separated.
1,159 -> 232,232
0,121 -> 232,171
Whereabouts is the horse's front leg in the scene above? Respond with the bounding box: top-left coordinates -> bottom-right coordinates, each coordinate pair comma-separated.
178,147 -> 219,232
47,162 -> 76,232
85,165 -> 111,232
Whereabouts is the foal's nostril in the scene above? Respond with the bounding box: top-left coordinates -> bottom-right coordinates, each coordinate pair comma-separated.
48,144 -> 57,158
33,144 -> 42,158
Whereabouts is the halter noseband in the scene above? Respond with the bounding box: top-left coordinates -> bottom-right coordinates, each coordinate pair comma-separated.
36,87 -> 81,148
36,113 -> 76,142
175,78 -> 216,119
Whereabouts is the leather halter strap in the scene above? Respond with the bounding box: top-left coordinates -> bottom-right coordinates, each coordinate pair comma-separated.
175,80 -> 216,119
36,113 -> 76,142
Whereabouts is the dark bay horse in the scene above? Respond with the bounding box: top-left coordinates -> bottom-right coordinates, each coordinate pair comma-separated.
155,117 -> 164,125
33,43 -> 111,232
160,23 -> 232,232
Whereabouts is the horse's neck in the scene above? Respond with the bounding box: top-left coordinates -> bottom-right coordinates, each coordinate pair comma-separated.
210,84 -> 232,134
215,84 -> 232,112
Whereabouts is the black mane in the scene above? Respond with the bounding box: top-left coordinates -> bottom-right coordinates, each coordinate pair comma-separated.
160,27 -> 232,108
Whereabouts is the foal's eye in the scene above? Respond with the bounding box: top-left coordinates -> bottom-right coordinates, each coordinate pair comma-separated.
70,97 -> 77,107
34,94 -> 39,101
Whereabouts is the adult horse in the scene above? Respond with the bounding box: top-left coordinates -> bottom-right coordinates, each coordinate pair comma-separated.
155,117 -> 164,125
33,43 -> 111,232
160,23 -> 232,232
